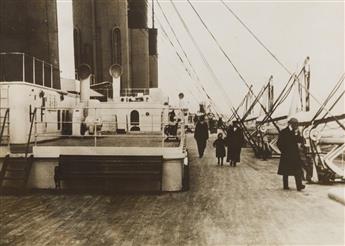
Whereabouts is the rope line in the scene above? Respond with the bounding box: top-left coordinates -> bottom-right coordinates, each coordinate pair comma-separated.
312,73 -> 345,121
220,0 -> 344,126
158,21 -> 211,105
170,0 -> 260,151
187,0 -> 280,131
156,1 -> 221,116
221,0 -> 291,75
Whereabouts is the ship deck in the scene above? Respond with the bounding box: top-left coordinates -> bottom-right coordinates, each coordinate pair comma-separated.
0,134 -> 344,245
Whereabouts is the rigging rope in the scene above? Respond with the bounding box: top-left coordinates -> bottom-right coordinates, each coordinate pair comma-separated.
259,74 -> 295,124
156,0 -> 196,81
312,74 -> 345,121
169,0 -> 235,109
228,87 -> 252,122
158,21 -> 210,104
319,90 -> 345,121
155,1 -> 221,116
242,83 -> 269,122
187,0 -> 280,132
169,0 -> 259,151
169,0 -> 243,116
157,18 -> 222,116
220,0 -> 344,129
220,0 -> 291,75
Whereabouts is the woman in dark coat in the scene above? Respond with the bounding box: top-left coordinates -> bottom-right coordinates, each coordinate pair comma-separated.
217,117 -> 223,129
226,122 -> 244,167
277,118 -> 305,191
194,116 -> 209,158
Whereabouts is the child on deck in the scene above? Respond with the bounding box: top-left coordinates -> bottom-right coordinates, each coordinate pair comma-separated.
213,133 -> 226,166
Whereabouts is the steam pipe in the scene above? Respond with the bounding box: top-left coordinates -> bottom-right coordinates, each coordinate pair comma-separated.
80,75 -> 91,103
78,64 -> 92,103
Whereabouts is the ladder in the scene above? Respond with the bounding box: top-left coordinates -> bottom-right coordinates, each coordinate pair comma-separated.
0,85 -> 10,146
0,155 -> 34,194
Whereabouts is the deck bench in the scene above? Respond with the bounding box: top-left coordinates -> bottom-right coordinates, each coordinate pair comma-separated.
54,155 -> 163,192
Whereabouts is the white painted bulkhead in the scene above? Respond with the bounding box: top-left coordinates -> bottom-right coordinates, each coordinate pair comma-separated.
0,82 -> 188,192
1,82 -> 78,145
98,102 -> 169,133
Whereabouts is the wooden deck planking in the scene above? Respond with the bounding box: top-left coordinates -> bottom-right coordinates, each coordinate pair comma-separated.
0,134 -> 344,245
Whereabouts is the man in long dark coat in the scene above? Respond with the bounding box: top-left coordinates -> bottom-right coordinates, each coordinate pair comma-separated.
277,117 -> 305,191
194,116 -> 209,158
226,121 -> 244,167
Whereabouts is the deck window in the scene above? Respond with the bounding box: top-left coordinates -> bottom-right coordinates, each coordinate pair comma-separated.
130,110 -> 139,126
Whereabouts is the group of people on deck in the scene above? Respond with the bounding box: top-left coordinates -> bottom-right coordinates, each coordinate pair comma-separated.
194,116 -> 244,167
194,115 -> 307,192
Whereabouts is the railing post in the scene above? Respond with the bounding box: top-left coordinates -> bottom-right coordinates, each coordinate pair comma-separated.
25,108 -> 37,158
162,120 -> 165,148
94,123 -> 97,147
151,115 -> 153,132
126,114 -> 128,133
7,109 -> 10,147
181,117 -> 186,151
50,64 -> 53,88
94,108 -> 97,147
33,57 -> 36,84
42,61 -> 45,86
34,108 -> 37,146
22,53 -> 25,82
115,114 -> 118,132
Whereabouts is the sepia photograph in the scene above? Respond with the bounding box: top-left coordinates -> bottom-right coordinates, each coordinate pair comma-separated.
0,0 -> 344,245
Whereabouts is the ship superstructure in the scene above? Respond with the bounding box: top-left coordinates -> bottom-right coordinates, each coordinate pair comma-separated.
0,0 -> 188,193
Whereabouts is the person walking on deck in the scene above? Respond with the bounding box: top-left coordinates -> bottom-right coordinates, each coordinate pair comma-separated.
194,116 -> 209,158
299,143 -> 315,184
226,121 -> 244,167
217,117 -> 224,134
277,117 -> 306,191
213,133 -> 226,166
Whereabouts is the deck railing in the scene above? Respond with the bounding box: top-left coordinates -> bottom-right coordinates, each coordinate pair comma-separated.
121,88 -> 150,97
25,108 -> 37,158
90,88 -> 151,99
32,107 -> 186,149
0,52 -> 60,89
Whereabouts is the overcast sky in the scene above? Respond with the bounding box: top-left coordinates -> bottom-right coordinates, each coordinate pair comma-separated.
57,0 -> 344,115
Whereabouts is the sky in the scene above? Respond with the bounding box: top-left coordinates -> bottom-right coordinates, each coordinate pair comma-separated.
57,0 -> 344,115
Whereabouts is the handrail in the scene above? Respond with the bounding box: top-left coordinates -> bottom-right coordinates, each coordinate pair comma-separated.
0,108 -> 9,146
0,52 -> 60,89
31,106 -> 187,148
25,108 -> 37,158
0,52 -> 59,69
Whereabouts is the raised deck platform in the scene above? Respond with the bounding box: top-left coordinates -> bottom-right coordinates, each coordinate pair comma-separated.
0,134 -> 187,192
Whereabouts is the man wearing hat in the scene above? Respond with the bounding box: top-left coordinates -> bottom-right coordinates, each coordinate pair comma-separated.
226,121 -> 244,167
277,117 -> 306,191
